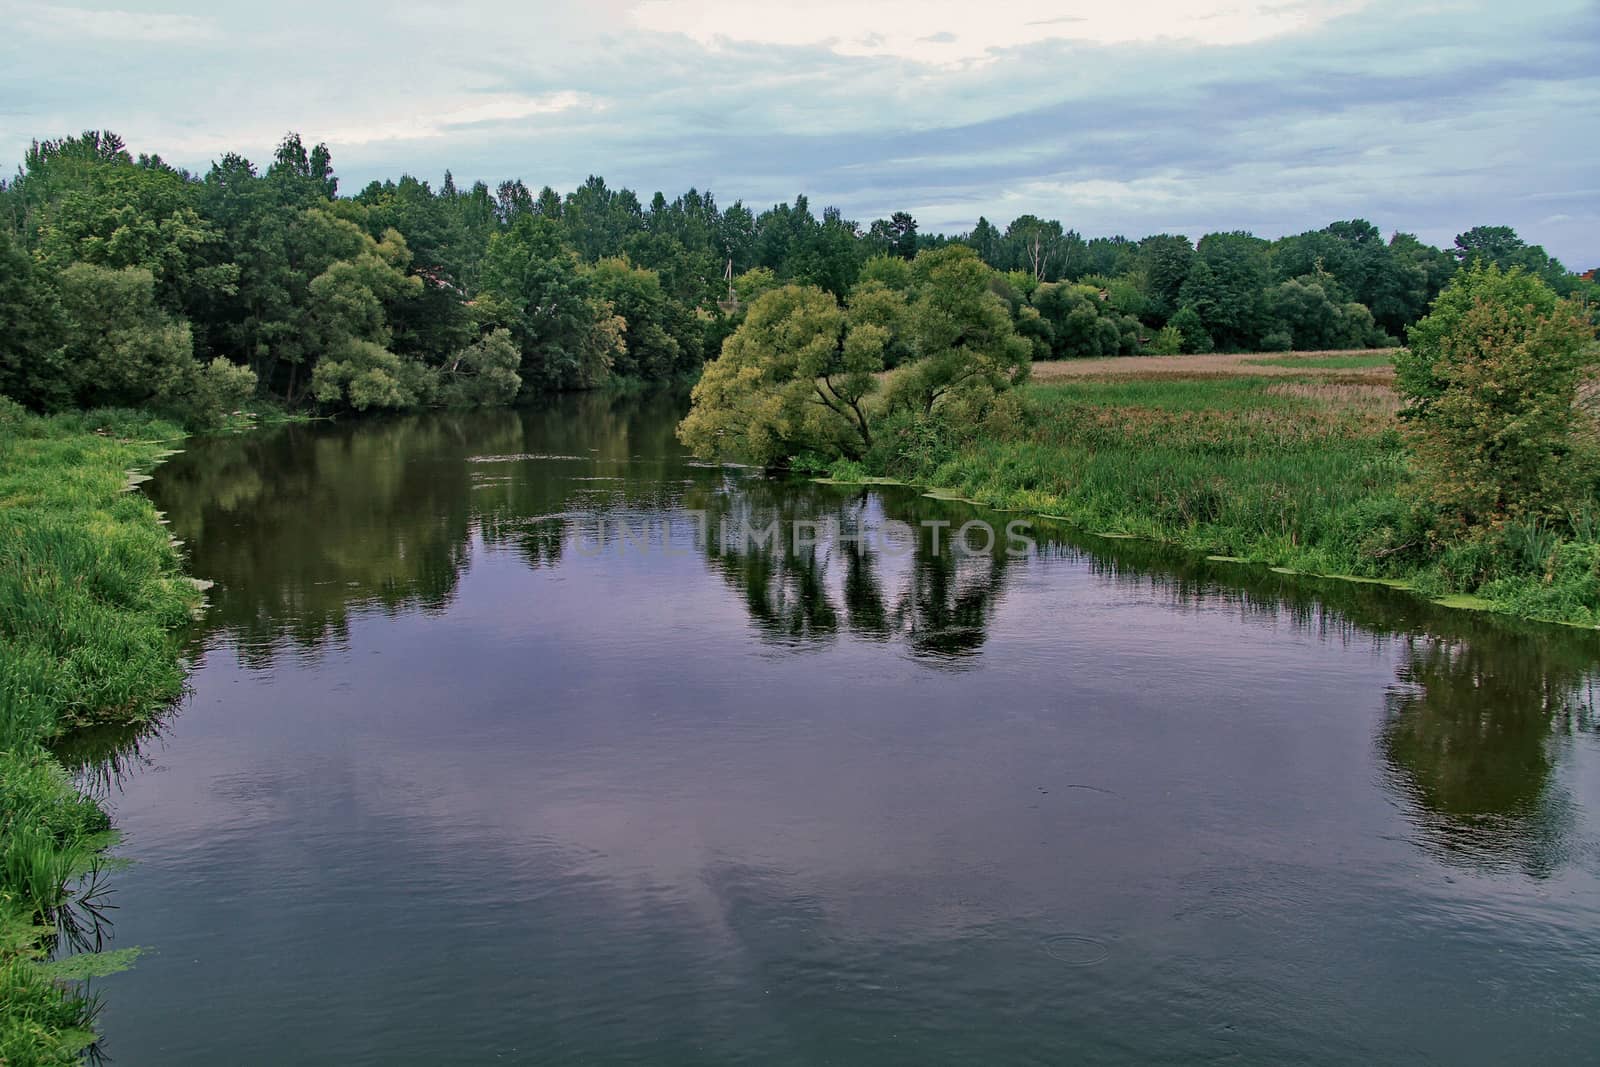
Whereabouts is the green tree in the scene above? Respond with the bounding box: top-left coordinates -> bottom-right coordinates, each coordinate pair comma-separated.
54,262 -> 257,420
678,284 -> 882,464
1179,231 -> 1271,350
1003,215 -> 1065,281
867,211 -> 919,260
1396,265 -> 1599,525
886,245 -> 1031,415
439,328 -> 522,407
966,216 -> 1003,267
478,216 -> 624,390
0,227 -> 67,409
354,174 -> 475,359
303,215 -> 428,411
1263,276 -> 1392,350
585,257 -> 701,380
562,175 -> 642,261
1137,234 -> 1195,321
1167,305 -> 1213,353
1030,281 -> 1134,358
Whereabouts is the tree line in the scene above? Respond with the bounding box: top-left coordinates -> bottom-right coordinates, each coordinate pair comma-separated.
1,129 -> 1593,424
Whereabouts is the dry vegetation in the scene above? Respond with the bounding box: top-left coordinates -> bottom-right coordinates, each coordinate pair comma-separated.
1028,349 -> 1399,383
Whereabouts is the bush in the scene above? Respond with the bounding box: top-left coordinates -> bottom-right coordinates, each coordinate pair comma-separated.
439,328 -> 522,408
173,358 -> 258,428
1145,325 -> 1184,356
1168,306 -> 1214,353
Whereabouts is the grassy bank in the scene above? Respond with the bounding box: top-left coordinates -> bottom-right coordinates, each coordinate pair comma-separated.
849,372 -> 1600,628
0,398 -> 195,1064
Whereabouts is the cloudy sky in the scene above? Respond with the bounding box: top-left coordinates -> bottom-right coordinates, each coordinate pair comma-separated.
2,0 -> 1596,265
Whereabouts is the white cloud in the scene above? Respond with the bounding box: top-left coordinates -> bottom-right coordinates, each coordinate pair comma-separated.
94,91 -> 601,165
315,91 -> 599,147
629,0 -> 1370,66
16,3 -> 221,43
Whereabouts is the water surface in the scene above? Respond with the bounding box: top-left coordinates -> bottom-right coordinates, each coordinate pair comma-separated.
79,393 -> 1600,1064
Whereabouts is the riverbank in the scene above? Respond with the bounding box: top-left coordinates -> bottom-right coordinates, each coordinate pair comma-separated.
837,366 -> 1600,629
0,399 -> 196,1063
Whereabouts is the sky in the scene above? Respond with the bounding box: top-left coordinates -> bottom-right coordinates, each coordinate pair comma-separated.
2,0 -> 1596,266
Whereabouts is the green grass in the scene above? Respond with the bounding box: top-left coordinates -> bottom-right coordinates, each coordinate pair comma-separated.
0,397 -> 193,1063
864,375 -> 1600,628
1244,352 -> 1396,369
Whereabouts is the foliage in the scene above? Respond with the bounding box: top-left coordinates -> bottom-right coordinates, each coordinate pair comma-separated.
0,400 -> 196,1059
681,246 -> 1032,467
585,257 -> 702,379
1263,276 -> 1394,351
439,328 -> 522,407
478,216 -> 623,391
1147,325 -> 1185,356
678,284 -> 873,465
1396,265 -> 1599,526
2,126 -> 1590,424
885,246 -> 1031,415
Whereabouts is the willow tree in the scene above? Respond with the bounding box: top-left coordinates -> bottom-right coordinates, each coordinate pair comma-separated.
677,284 -> 886,466
680,245 -> 1031,467
885,245 -> 1031,416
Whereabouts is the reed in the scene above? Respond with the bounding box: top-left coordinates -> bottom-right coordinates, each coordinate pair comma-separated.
867,374 -> 1600,626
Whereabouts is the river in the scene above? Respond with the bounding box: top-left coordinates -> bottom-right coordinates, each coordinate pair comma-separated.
70,392 -> 1600,1064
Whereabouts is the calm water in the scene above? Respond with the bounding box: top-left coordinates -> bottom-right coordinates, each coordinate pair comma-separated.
69,393 -> 1600,1064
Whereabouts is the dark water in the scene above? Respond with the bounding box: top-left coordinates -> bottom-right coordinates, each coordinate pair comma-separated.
71,393 -> 1600,1064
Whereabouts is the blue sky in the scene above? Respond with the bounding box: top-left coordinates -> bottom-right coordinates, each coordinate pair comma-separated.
3,0 -> 1596,266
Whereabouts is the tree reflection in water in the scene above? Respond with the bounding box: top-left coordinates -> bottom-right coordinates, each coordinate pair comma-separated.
688,479 -> 1014,665
138,395 -> 1600,874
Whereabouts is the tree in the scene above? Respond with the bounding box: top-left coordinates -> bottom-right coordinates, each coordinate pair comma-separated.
53,262 -> 257,421
354,174 -> 475,360
478,216 -> 624,390
1138,234 -> 1195,321
1003,215 -> 1065,281
1030,281 -> 1136,358
1396,265 -> 1599,526
966,216 -> 1003,267
1262,277 -> 1392,351
788,205 -> 863,296
1452,225 -> 1575,294
439,328 -> 522,407
15,131 -> 239,321
562,175 -> 642,261
886,245 -> 1031,415
678,284 -> 882,464
585,257 -> 701,380
0,227 -> 67,409
304,221 -> 428,411
868,211 -> 919,260
1180,232 -> 1271,350
1167,305 -> 1213,353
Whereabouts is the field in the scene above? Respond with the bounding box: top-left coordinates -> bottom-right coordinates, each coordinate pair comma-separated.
1028,349 -> 1398,381
863,351 -> 1600,627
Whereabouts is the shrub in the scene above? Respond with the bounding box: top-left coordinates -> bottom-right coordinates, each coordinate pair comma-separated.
1168,306 -> 1214,353
1146,325 -> 1184,356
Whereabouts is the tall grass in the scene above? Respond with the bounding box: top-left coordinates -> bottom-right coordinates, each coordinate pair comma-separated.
876,376 -> 1415,575
867,375 -> 1600,626
0,397 -> 192,1062
1245,352 -> 1397,370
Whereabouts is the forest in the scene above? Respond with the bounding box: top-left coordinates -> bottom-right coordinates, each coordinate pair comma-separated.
3,129 -> 1593,427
